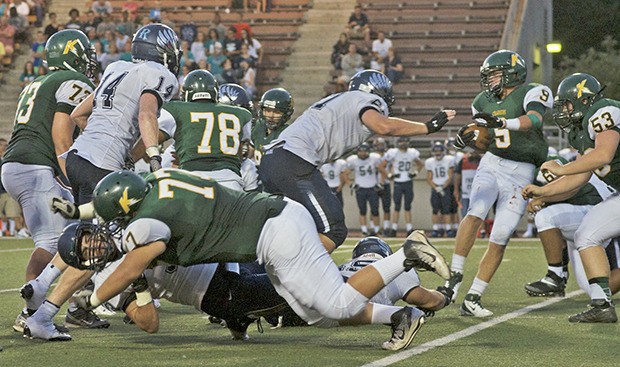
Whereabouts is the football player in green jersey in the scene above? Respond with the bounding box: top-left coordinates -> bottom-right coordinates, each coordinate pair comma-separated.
523,73 -> 620,322
446,50 -> 554,317
62,169 -> 451,350
1,29 -> 96,334
250,87 -> 294,166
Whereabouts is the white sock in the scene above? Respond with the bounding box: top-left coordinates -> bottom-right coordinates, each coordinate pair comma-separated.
36,263 -> 61,290
548,265 -> 564,278
383,220 -> 390,229
32,300 -> 61,321
391,223 -> 398,230
469,277 -> 489,296
406,223 -> 413,231
433,224 -> 440,230
451,254 -> 466,273
371,303 -> 403,324
526,223 -> 535,232
9,219 -> 16,235
369,248 -> 407,284
361,225 -> 368,233
452,223 -> 458,230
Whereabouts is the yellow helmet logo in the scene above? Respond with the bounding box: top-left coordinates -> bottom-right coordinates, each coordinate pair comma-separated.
119,187 -> 141,214
63,39 -> 79,55
511,54 -> 519,66
576,79 -> 588,98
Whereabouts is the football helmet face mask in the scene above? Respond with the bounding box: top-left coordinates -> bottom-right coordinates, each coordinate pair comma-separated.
352,236 -> 393,260
45,29 -> 97,78
373,137 -> 386,153
348,69 -> 395,113
397,136 -> 409,150
132,23 -> 182,75
57,222 -> 121,272
259,88 -> 294,130
181,70 -> 219,102
553,73 -> 603,132
93,170 -> 150,225
356,143 -> 371,159
432,142 -> 446,159
219,83 -> 253,111
480,50 -> 527,98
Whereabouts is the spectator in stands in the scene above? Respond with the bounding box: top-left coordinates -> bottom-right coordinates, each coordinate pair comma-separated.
100,41 -> 120,71
382,47 -> 404,83
117,10 -> 136,39
331,32 -> 350,70
100,29 -> 115,52
0,1 -> 6,18
96,12 -> 116,38
235,43 -> 255,69
240,28 -> 262,67
36,64 -> 47,76
91,0 -> 113,20
119,40 -> 132,61
211,12 -> 227,41
65,8 -> 82,30
178,64 -> 191,87
43,12 -> 59,38
82,10 -> 100,34
8,7 -> 28,44
158,9 -> 175,30
372,30 -> 392,62
179,40 -> 195,72
114,26 -> 129,50
220,57 -> 239,84
346,4 -> 371,43
31,31 -> 46,72
336,43 -> 363,91
206,28 -> 220,54
180,11 -> 198,44
208,42 -> 227,83
10,0 -> 29,24
223,26 -> 241,59
191,31 -> 207,64
239,59 -> 257,99
19,60 -> 36,89
0,16 -> 15,60
30,0 -> 46,27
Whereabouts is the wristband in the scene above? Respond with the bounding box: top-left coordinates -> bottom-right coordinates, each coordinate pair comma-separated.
504,118 -> 520,130
90,293 -> 102,308
78,202 -> 96,220
145,145 -> 160,158
527,113 -> 542,128
135,290 -> 153,307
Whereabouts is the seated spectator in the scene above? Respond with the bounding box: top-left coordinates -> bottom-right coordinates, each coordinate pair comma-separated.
10,0 -> 29,24
44,12 -> 60,38
234,43 -> 255,69
114,27 -> 130,51
121,1 -> 139,21
382,47 -> 404,83
31,31 -> 46,72
0,1 -> 6,18
191,31 -> 207,64
179,40 -> 195,71
19,60 -> 36,89
336,43 -> 363,91
91,0 -> 113,21
0,16 -> 15,59
346,5 -> 370,43
223,26 -> 241,59
158,9 -> 175,30
179,12 -> 197,43
240,29 -> 262,67
372,30 -> 392,62
82,10 -> 100,34
100,42 -> 120,71
178,64 -> 191,86
205,28 -> 220,54
29,0 -> 45,27
331,32 -> 350,70
119,40 -> 132,61
96,12 -> 117,37
211,11 -> 227,41
100,29 -> 115,53
37,64 -> 47,76
220,58 -> 239,84
207,42 -> 228,83
117,10 -> 136,39
8,7 -> 28,44
65,8 -> 82,30
239,59 -> 256,99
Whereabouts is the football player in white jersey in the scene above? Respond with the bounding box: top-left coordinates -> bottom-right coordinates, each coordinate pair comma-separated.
320,159 -> 347,206
23,23 -> 182,340
425,142 -> 456,237
259,69 -> 455,252
344,143 -> 383,235
379,137 -> 423,236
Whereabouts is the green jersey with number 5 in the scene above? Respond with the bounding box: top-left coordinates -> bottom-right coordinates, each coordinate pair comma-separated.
472,83 -> 552,167
3,70 -> 94,176
164,101 -> 252,175
568,98 -> 620,191
126,169 -> 287,266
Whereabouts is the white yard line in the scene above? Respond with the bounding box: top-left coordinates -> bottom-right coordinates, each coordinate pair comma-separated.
0,248 -> 32,253
361,290 -> 585,367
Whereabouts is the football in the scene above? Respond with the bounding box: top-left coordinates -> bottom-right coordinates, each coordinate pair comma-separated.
462,123 -> 491,152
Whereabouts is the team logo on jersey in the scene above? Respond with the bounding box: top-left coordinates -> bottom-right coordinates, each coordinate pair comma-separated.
63,39 -> 79,55
119,187 -> 142,214
576,79 -> 588,98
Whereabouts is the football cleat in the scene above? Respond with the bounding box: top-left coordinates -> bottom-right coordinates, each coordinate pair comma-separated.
444,271 -> 463,303
568,300 -> 617,323
382,306 -> 425,351
524,271 -> 566,297
13,310 -> 69,333
225,317 -> 257,341
65,308 -> 110,329
460,294 -> 493,317
23,317 -> 71,341
402,230 -> 451,280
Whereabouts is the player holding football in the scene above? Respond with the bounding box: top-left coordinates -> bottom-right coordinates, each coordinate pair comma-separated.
446,50 -> 553,317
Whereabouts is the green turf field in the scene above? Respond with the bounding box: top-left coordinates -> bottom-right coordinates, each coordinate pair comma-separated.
0,237 -> 618,366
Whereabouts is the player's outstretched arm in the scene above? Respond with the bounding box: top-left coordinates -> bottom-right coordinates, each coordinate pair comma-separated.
361,109 -> 456,136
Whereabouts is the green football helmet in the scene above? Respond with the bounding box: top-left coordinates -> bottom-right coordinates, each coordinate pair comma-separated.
553,73 -> 603,132
45,29 -> 96,78
258,88 -> 294,130
93,170 -> 150,224
480,50 -> 527,98
181,69 -> 219,102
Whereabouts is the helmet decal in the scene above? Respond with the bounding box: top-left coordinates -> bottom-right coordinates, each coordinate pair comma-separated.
119,187 -> 141,214
576,79 -> 588,98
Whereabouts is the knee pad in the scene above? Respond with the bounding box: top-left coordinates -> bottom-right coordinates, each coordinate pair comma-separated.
320,282 -> 367,320
489,222 -> 514,245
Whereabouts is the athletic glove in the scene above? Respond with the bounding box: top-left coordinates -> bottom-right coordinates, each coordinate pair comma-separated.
454,125 -> 475,150
473,112 -> 505,129
131,273 -> 149,293
425,111 -> 449,134
409,170 -> 418,179
146,145 -> 163,172
350,183 -> 359,190
74,293 -> 96,311
374,183 -> 384,196
436,286 -> 455,307
434,186 -> 444,196
50,197 -> 79,219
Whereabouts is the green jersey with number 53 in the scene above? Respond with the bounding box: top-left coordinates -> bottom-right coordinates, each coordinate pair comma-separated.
568,98 -> 620,191
3,70 -> 94,176
164,101 -> 252,175
472,83 -> 552,167
123,169 -> 287,266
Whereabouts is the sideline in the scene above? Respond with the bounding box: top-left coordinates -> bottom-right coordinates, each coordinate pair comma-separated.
361,289 -> 584,367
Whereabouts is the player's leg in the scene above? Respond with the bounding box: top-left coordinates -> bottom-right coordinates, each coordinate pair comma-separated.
381,182 -> 392,235
607,238 -> 620,295
369,189 -> 380,235
391,182 -> 403,236
356,188 -> 368,235
430,190 -> 443,237
403,181 -> 414,235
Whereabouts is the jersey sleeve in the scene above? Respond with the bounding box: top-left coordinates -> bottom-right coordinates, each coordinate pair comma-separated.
410,148 -> 421,161
586,104 -> 620,140
241,117 -> 252,142
523,84 -> 554,116
122,218 -> 172,252
139,63 -> 179,107
55,78 -> 94,114
355,92 -> 389,118
158,107 -> 177,139
424,158 -> 433,171
345,155 -> 356,170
